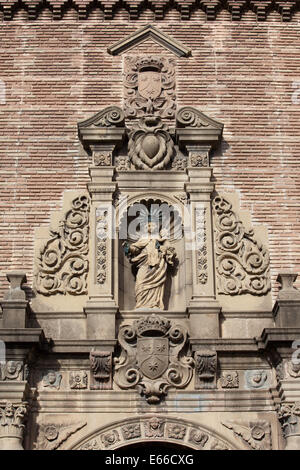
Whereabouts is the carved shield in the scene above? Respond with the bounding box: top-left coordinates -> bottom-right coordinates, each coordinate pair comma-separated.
137,338 -> 169,380
138,71 -> 161,100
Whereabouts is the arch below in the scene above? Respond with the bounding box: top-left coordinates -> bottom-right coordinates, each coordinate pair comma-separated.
70,415 -> 238,451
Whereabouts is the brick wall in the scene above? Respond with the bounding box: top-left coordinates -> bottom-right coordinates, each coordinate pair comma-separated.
0,6 -> 299,301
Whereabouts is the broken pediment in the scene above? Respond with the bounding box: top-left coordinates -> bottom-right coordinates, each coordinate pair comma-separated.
107,24 -> 191,57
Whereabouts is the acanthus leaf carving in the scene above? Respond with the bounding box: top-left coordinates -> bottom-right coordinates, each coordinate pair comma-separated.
194,349 -> 217,389
90,350 -> 112,390
213,195 -> 271,296
36,195 -> 90,296
128,116 -> 175,170
222,420 -> 272,450
114,314 -> 194,404
124,56 -> 176,119
277,402 -> 300,438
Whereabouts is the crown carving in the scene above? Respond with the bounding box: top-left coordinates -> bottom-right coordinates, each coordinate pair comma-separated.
135,57 -> 164,72
135,314 -> 171,336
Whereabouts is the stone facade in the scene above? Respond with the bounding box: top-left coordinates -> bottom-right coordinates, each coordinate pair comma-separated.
0,14 -> 300,451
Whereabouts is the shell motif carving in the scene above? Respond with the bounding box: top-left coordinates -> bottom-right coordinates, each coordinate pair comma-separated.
36,195 -> 90,295
212,196 -> 270,296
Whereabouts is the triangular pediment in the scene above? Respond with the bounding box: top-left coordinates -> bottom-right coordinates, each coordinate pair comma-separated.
107,24 -> 191,57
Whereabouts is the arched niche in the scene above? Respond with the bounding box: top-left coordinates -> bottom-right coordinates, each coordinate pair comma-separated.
115,193 -> 190,312
70,415 -> 237,450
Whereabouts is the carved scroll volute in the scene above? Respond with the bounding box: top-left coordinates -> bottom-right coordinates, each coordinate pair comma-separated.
36,195 -> 90,296
212,195 -> 271,296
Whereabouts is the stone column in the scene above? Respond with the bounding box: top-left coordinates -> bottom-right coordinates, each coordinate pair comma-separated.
176,132 -> 221,337
278,402 -> 300,450
0,401 -> 27,450
77,107 -> 126,341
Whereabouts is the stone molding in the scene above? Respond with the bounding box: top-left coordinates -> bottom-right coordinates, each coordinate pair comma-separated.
72,416 -> 235,450
108,24 -> 191,57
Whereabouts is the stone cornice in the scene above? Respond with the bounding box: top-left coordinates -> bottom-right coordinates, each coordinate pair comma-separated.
0,1 -> 297,21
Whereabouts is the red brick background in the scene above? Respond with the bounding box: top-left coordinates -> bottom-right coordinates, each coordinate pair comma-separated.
0,7 -> 299,302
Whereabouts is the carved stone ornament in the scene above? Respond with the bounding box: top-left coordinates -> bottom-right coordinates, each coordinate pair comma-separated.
0,401 -> 27,450
219,371 -> 239,389
167,423 -> 186,440
78,106 -> 125,129
121,424 -> 141,440
171,155 -> 187,170
90,350 -> 112,390
0,361 -> 23,381
287,361 -> 300,378
213,195 -> 271,295
189,151 -> 209,167
96,206 -> 108,285
69,371 -> 88,390
114,314 -> 194,404
194,349 -> 217,390
36,419 -> 86,450
188,429 -> 209,448
128,116 -> 175,170
93,151 -> 111,166
42,370 -> 62,390
115,155 -> 131,171
124,56 -> 176,119
144,417 -> 165,438
210,439 -> 230,450
101,430 -> 120,448
222,420 -> 272,450
76,416 -> 234,450
196,207 -> 208,285
36,195 -> 90,296
176,107 -> 223,130
245,370 -> 268,389
277,402 -> 300,438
